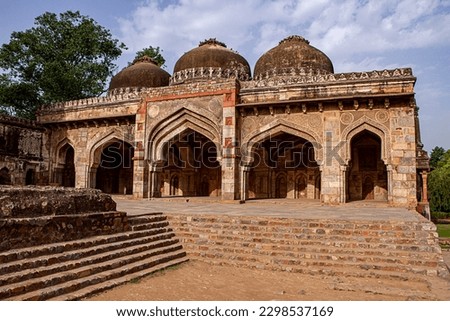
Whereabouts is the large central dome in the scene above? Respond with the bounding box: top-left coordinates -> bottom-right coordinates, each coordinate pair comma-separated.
254,35 -> 334,79
171,38 -> 251,84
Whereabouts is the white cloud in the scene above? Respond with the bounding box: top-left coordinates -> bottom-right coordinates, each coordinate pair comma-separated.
118,0 -> 450,73
114,0 -> 450,149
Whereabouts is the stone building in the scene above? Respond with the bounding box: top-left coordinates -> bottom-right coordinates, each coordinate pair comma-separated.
0,115 -> 47,186
13,35 -> 428,208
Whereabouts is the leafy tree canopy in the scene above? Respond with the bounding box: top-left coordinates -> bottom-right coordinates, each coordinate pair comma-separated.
430,146 -> 446,169
0,10 -> 127,119
130,46 -> 166,68
429,148 -> 450,213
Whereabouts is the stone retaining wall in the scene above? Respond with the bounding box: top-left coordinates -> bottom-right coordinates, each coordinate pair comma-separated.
166,213 -> 448,278
0,186 -> 124,251
0,211 -> 129,251
0,186 -> 116,218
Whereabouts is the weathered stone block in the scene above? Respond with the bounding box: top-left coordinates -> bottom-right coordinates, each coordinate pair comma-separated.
0,186 -> 116,218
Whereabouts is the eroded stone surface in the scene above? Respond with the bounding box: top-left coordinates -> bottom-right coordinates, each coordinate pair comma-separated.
0,186 -> 116,218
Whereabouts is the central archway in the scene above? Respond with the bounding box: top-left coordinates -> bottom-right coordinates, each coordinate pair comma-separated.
247,132 -> 320,200
159,130 -> 221,197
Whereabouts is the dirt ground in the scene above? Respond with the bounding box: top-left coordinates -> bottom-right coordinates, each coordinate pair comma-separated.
88,260 -> 450,301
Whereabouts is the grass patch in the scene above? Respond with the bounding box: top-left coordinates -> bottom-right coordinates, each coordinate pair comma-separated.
436,224 -> 450,238
129,277 -> 141,284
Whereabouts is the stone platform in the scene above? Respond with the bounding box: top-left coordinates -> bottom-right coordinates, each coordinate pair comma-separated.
113,196 -> 422,222
114,196 -> 449,282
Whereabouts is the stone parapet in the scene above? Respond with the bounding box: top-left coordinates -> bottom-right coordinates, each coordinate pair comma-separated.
0,115 -> 42,130
37,87 -> 143,116
242,67 -> 414,89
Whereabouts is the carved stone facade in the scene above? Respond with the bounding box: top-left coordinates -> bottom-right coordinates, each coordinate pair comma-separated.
6,36 -> 429,209
0,115 -> 48,186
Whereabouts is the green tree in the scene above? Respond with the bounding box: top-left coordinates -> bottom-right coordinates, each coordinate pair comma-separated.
430,146 -> 445,169
131,46 -> 166,68
0,11 -> 127,119
429,148 -> 450,213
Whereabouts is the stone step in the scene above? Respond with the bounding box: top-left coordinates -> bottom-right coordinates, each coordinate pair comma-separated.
170,226 -> 436,244
0,232 -> 176,276
185,244 -> 438,274
199,257 -> 429,282
49,256 -> 189,301
0,236 -> 179,287
169,216 -> 436,233
131,221 -> 169,231
0,243 -> 184,300
190,250 -> 436,279
7,249 -> 188,301
127,213 -> 165,225
175,232 -> 440,253
167,214 -> 447,278
0,226 -> 173,265
178,238 -> 441,264
128,214 -> 171,231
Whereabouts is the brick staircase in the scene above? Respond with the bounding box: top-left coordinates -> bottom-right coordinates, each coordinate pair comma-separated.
0,213 -> 188,301
167,213 -> 449,282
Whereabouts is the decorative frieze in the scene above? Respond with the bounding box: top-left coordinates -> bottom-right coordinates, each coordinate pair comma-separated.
241,68 -> 413,89
170,66 -> 251,85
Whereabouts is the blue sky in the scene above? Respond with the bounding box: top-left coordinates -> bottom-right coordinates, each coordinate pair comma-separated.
1,0 -> 449,150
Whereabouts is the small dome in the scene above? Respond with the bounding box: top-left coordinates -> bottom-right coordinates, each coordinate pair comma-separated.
108,56 -> 170,91
254,35 -> 334,79
171,38 -> 251,84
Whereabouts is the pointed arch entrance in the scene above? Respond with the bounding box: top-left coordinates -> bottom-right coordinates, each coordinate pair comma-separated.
159,130 -> 221,197
93,141 -> 134,194
54,143 -> 75,187
246,131 -> 320,200
347,130 -> 387,201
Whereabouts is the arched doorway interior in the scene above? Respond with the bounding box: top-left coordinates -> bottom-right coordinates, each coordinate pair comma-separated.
159,130 -> 221,197
348,130 -> 387,201
95,141 -> 134,194
248,132 -> 320,199
54,143 -> 75,187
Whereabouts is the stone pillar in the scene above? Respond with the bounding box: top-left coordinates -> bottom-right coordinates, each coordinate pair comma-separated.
321,113 -> 342,204
149,162 -> 163,198
240,165 -> 250,202
132,142 -> 146,198
221,88 -> 239,200
386,164 -> 393,203
133,99 -> 147,198
421,170 -> 428,202
340,165 -> 348,203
